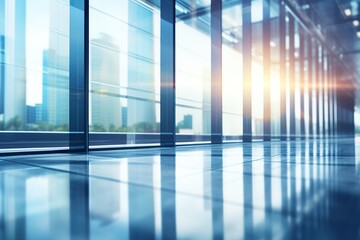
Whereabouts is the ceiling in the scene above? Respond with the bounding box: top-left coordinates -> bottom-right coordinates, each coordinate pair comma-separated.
296,0 -> 360,102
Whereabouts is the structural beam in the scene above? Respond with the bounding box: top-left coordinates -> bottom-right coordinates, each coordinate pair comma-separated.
69,0 -> 89,152
263,0 -> 271,141
243,0 -> 252,142
280,1 -> 287,140
160,0 -> 176,147
211,0 -> 222,144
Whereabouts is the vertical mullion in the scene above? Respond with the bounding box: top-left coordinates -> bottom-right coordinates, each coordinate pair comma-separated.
280,1 -> 287,140
211,0 -> 222,144
289,15 -> 295,140
69,0 -> 89,152
333,63 -> 337,135
160,0 -> 176,147
328,57 -> 332,136
322,50 -> 326,135
243,0 -> 252,142
263,0 -> 271,141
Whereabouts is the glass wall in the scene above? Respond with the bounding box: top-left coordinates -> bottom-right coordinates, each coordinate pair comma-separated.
222,1 -> 243,141
294,22 -> 301,135
285,11 -> 291,137
175,1 -> 211,143
270,0 -> 280,137
0,0 -> 70,150
251,0 -> 264,137
303,32 -> 310,136
323,52 -> 329,135
311,39 -> 318,136
0,0 -> 347,152
89,0 -> 160,147
318,44 -> 323,136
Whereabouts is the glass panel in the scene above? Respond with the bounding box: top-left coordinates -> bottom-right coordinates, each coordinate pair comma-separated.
270,0 -> 280,137
303,33 -> 310,136
286,12 -> 290,136
252,0 -> 264,137
0,0 -> 70,151
295,22 -> 301,135
176,2 -> 211,143
89,0 -> 160,147
311,39 -> 318,135
318,44 -> 323,135
222,1 -> 243,141
323,52 -> 329,134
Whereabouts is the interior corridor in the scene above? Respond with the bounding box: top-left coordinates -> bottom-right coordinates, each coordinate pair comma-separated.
0,137 -> 359,239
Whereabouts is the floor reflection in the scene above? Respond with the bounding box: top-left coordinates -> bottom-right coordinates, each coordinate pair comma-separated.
0,138 -> 360,239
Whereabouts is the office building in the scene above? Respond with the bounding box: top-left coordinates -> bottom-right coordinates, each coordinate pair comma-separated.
90,33 -> 122,132
41,0 -> 69,128
0,0 -> 360,239
26,105 -> 35,124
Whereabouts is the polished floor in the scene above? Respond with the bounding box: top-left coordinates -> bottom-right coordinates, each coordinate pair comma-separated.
0,137 -> 360,239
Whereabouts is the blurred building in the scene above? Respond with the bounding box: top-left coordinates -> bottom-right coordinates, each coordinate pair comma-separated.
90,33 -> 122,131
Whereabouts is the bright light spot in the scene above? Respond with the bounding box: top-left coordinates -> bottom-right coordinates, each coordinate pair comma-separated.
353,20 -> 360,26
344,8 -> 352,16
294,52 -> 299,58
357,31 -> 360,38
270,41 -> 276,48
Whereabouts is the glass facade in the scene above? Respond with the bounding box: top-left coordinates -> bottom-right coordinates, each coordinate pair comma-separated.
89,0 -> 160,147
0,0 -> 355,153
222,1 -> 243,141
0,0 -> 70,150
270,0 -> 280,137
175,1 -> 211,143
251,0 -> 264,137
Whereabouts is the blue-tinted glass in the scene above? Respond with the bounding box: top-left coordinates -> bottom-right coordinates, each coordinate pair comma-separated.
0,0 -> 70,151
89,0 -> 160,147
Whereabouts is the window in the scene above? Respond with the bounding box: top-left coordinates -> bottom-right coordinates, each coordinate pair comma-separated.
0,0 -> 70,151
222,1 -> 243,141
176,0 -> 211,143
89,0 -> 160,147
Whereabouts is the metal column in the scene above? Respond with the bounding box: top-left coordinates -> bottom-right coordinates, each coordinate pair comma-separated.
211,0 -> 222,144
160,0 -> 176,147
243,0 -> 252,142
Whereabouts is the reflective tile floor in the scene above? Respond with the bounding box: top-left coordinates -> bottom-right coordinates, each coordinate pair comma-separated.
0,137 -> 360,239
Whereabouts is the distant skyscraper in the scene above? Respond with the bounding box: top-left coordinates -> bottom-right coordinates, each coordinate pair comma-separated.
41,0 -> 69,127
127,1 -> 156,129
90,34 -> 121,131
3,0 -> 27,127
35,104 -> 42,123
42,49 -> 69,126
26,105 -> 35,124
